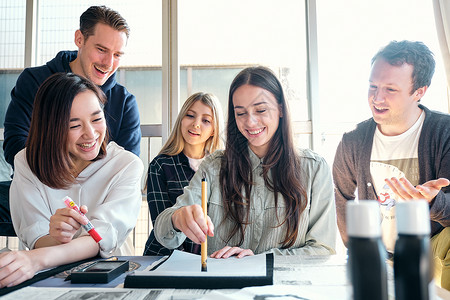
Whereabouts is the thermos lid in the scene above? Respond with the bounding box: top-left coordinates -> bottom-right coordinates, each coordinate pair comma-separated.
346,200 -> 381,238
396,200 -> 430,235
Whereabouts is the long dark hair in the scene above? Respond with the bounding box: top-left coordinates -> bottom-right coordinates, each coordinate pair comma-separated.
26,73 -> 108,189
219,66 -> 307,248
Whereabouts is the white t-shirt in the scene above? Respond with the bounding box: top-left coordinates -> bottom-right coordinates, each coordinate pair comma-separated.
370,110 -> 425,252
187,156 -> 205,172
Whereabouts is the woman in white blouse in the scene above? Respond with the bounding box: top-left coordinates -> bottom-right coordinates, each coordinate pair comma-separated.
0,73 -> 143,288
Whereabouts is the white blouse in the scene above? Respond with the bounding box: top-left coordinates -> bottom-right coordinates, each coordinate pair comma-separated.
10,142 -> 144,257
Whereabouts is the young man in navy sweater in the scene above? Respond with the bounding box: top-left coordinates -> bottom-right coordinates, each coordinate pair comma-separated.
4,5 -> 141,167
1,5 -> 141,236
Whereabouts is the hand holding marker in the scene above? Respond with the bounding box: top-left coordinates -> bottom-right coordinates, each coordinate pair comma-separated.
63,196 -> 102,243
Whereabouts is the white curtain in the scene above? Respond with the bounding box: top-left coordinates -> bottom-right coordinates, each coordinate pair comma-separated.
433,0 -> 450,112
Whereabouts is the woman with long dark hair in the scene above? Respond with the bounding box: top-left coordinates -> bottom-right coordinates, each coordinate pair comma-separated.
154,66 -> 336,258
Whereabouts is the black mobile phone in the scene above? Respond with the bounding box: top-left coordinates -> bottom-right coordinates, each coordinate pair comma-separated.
70,260 -> 129,283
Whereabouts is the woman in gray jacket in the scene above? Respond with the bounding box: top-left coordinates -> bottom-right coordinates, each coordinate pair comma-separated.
154,66 -> 337,258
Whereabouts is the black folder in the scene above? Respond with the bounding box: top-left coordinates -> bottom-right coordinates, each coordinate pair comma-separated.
124,251 -> 273,289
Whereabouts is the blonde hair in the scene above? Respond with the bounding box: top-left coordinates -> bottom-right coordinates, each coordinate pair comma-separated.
159,92 -> 223,156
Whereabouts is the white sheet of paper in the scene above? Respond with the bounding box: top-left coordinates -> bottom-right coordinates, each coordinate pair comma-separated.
133,250 -> 267,277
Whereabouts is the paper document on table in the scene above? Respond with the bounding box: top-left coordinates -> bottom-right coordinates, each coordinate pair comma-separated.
1,286 -> 220,300
124,250 -> 273,289
145,250 -> 266,276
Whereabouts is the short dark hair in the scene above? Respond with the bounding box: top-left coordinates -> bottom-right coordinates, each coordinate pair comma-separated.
26,73 -> 108,189
80,5 -> 130,40
371,40 -> 435,93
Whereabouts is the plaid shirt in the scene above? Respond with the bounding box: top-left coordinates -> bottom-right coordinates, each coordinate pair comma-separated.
144,152 -> 200,255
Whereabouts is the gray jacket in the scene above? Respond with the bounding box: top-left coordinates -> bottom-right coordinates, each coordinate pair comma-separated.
155,147 -> 337,255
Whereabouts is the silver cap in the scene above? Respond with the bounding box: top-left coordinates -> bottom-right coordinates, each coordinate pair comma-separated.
347,200 -> 382,238
396,200 -> 430,235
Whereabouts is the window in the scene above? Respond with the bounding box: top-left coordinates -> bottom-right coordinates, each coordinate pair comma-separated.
316,0 -> 448,164
178,0 -> 310,145
0,0 -> 25,179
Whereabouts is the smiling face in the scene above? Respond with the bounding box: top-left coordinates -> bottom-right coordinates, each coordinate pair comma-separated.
181,100 -> 215,158
233,84 -> 281,158
70,23 -> 127,86
368,58 -> 425,136
68,90 -> 107,172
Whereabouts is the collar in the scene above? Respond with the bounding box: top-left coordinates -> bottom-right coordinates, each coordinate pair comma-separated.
248,147 -> 263,171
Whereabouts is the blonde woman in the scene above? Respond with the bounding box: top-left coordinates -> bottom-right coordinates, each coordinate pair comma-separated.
144,92 -> 223,255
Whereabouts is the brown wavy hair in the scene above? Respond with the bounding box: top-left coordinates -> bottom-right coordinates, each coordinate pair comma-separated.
80,5 -> 130,40
219,66 -> 307,248
26,73 -> 108,189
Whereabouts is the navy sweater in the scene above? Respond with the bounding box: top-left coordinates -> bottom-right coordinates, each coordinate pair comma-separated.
3,51 -> 141,167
